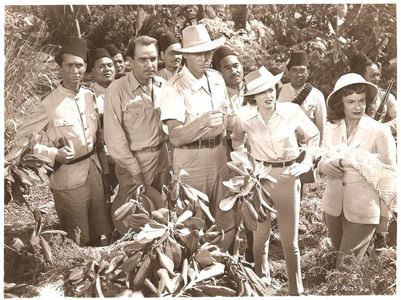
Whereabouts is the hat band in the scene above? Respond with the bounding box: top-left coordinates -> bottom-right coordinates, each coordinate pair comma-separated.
183,37 -> 212,49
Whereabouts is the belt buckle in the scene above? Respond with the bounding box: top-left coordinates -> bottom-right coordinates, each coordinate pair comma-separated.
208,138 -> 214,148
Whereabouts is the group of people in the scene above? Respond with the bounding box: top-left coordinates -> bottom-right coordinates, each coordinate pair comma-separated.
15,24 -> 397,296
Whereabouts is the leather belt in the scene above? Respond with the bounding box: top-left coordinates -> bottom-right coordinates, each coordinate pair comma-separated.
256,158 -> 295,168
178,134 -> 222,149
64,148 -> 96,165
132,143 -> 163,154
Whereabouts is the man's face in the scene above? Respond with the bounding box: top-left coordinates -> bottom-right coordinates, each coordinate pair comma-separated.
112,53 -> 125,77
92,57 -> 115,86
219,55 -> 243,89
288,65 -> 308,89
162,43 -> 182,71
184,50 -> 213,79
60,54 -> 86,87
132,44 -> 158,82
364,64 -> 380,85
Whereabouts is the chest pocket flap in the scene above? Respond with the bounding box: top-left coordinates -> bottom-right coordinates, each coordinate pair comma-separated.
53,118 -> 75,127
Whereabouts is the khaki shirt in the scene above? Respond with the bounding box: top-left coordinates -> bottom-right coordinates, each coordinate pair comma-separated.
226,84 -> 246,114
231,102 -> 320,163
160,65 -> 229,139
277,82 -> 326,143
104,71 -> 166,178
89,82 -> 107,115
16,84 -> 101,190
155,66 -> 182,81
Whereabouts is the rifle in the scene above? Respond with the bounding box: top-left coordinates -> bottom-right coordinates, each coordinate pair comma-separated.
374,79 -> 395,121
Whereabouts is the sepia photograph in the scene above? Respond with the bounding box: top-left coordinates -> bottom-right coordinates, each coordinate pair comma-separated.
2,1 -> 397,297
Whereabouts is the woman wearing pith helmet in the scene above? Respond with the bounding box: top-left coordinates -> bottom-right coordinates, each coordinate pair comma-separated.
231,66 -> 320,295
317,73 -> 396,270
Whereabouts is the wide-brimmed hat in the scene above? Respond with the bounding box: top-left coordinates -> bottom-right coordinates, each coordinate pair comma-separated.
326,73 -> 378,106
286,50 -> 309,69
174,24 -> 226,53
55,36 -> 87,65
241,66 -> 283,96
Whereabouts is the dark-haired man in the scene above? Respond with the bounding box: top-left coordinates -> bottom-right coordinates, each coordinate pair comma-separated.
105,43 -> 126,79
156,33 -> 183,81
16,37 -> 113,246
104,36 -> 169,234
277,50 -> 326,143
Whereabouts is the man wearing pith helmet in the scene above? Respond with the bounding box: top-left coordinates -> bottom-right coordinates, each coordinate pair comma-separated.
87,47 -> 115,115
277,50 -> 326,143
16,37 -> 113,246
156,32 -> 183,81
105,43 -> 126,79
160,24 -> 235,249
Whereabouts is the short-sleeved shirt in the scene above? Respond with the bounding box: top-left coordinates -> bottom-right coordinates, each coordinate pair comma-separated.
160,65 -> 229,139
231,102 -> 320,162
89,81 -> 107,114
16,84 -> 101,190
277,82 -> 326,142
104,71 -> 166,177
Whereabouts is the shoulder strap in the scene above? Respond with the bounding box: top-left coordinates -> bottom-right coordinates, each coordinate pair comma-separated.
292,83 -> 313,106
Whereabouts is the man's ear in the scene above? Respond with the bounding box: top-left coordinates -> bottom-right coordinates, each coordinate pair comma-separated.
160,51 -> 165,61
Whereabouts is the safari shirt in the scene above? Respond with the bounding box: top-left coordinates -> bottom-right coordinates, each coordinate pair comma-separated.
104,71 -> 166,178
231,102 -> 320,163
277,82 -> 326,143
160,65 -> 229,139
16,84 -> 102,190
89,81 -> 107,115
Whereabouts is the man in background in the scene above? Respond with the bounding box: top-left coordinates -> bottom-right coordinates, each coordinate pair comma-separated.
105,43 -> 126,79
156,32 -> 183,80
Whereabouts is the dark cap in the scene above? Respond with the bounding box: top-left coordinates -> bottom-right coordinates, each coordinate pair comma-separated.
350,53 -> 374,76
212,46 -> 238,69
286,50 -> 309,69
55,37 -> 87,65
105,43 -> 122,57
158,33 -> 180,53
87,48 -> 111,71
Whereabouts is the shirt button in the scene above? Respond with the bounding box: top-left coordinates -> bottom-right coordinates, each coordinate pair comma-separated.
342,182 -> 346,186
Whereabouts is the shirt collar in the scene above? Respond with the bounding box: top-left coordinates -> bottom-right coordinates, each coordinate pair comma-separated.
241,102 -> 287,121
181,65 -> 208,93
127,71 -> 163,92
91,82 -> 107,95
58,82 -> 81,97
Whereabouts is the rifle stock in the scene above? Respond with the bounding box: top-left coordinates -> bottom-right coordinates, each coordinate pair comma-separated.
374,80 -> 395,121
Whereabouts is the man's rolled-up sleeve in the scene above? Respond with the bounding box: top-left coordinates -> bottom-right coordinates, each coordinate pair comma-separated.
160,84 -> 187,129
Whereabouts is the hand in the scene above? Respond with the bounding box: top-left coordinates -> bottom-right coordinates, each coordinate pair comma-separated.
376,216 -> 391,233
198,110 -> 224,128
319,158 -> 344,178
288,162 -> 312,177
55,146 -> 75,163
126,172 -> 146,198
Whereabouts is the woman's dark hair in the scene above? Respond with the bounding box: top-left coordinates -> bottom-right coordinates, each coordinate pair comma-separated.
327,83 -> 373,123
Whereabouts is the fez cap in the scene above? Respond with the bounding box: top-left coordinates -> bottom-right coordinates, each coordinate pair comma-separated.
349,53 -> 374,76
212,46 -> 238,69
87,48 -> 111,71
105,43 -> 122,57
286,50 -> 309,69
55,36 -> 87,65
158,33 -> 180,53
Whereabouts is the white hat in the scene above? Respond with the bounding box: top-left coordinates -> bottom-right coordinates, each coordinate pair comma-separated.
174,24 -> 226,53
326,73 -> 378,106
241,66 -> 284,96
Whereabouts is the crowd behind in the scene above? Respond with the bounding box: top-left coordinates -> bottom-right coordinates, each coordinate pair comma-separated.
15,24 -> 397,296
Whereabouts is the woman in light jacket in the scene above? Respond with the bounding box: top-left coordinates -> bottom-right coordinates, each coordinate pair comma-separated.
231,66 -> 320,295
318,73 -> 396,269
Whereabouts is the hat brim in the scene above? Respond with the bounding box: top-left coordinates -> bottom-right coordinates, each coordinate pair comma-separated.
174,36 -> 226,53
241,72 -> 284,97
326,81 -> 378,106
